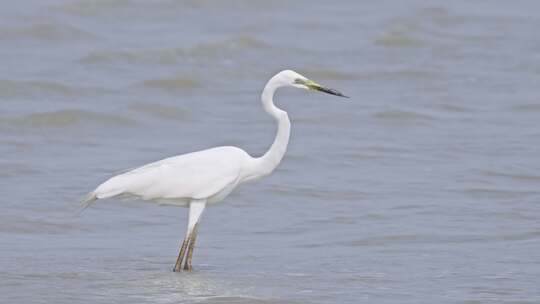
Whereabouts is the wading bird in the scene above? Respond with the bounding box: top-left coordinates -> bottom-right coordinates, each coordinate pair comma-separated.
81,70 -> 347,271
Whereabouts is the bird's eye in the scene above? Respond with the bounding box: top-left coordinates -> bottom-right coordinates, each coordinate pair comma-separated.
294,78 -> 306,85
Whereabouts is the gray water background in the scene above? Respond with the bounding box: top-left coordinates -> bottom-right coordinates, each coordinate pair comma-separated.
1,1 -> 540,303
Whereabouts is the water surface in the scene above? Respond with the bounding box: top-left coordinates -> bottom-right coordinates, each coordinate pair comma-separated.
1,1 -> 540,303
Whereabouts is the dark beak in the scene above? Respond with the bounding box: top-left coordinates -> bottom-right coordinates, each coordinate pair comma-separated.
295,78 -> 349,98
312,85 -> 349,98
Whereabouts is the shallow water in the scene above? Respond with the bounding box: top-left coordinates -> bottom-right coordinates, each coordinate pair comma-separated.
1,1 -> 540,303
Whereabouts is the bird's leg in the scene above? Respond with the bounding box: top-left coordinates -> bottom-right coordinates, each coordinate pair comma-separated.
173,235 -> 190,272
172,199 -> 206,272
184,223 -> 199,271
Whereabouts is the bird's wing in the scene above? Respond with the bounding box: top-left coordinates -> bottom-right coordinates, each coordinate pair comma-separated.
94,146 -> 249,201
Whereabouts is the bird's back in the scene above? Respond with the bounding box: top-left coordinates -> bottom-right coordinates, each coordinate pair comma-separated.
93,146 -> 252,204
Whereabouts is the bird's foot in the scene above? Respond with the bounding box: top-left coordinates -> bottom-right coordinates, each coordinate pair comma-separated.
172,263 -> 192,272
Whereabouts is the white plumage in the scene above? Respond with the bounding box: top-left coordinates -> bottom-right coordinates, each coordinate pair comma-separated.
94,146 -> 252,204
81,69 -> 347,271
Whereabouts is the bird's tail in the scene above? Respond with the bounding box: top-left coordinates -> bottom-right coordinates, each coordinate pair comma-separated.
78,191 -> 98,214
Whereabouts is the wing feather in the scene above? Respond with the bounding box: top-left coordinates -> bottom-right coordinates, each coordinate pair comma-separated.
94,146 -> 249,201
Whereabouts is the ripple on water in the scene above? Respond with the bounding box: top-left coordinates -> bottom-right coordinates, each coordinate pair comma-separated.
178,0 -> 290,9
0,110 -> 137,129
430,103 -> 475,113
267,185 -> 367,202
55,0 -> 139,17
478,169 -> 540,182
0,80 -> 73,99
0,22 -> 96,42
373,7 -> 468,48
508,103 -> 540,112
374,29 -> 426,48
197,296 -> 288,304
0,79 -> 113,99
0,213 -> 86,234
300,232 -> 540,248
460,187 -> 540,199
372,109 -> 436,126
128,102 -> 193,121
374,13 -> 427,48
57,0 -> 287,18
0,163 -> 41,178
138,75 -> 200,92
80,36 -> 267,66
359,68 -> 436,82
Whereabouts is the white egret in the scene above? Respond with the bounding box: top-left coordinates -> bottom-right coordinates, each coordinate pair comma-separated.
81,70 -> 348,271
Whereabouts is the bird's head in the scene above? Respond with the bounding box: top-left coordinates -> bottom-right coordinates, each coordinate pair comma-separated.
274,69 -> 348,98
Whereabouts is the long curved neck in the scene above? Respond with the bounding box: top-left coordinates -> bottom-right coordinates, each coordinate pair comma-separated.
253,77 -> 291,178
